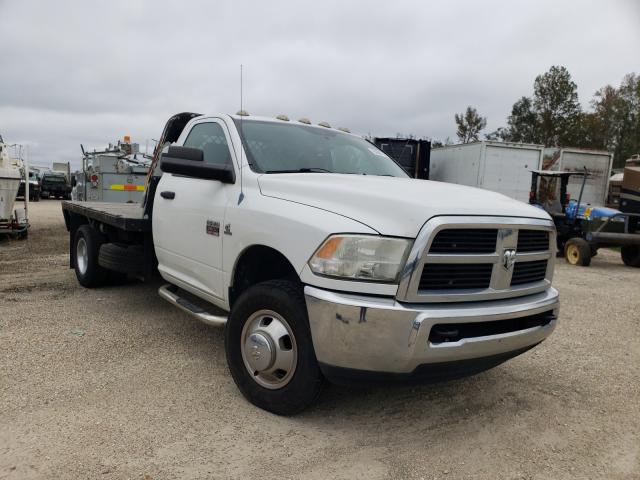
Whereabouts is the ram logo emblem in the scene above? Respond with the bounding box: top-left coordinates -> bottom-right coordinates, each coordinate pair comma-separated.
502,249 -> 517,270
502,248 -> 516,270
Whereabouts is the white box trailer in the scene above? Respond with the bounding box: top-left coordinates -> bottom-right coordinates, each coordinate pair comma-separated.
542,148 -> 613,206
429,141 -> 544,202
52,161 -> 71,180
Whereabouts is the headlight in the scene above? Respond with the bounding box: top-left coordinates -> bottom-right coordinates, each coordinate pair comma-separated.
308,235 -> 412,282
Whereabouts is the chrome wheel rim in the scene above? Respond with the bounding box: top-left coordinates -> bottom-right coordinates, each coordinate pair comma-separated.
76,237 -> 88,275
240,309 -> 297,390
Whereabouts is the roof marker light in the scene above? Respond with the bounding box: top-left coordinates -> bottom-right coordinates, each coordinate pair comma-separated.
338,127 -> 351,133
236,110 -> 250,116
298,118 -> 311,124
276,115 -> 289,121
318,121 -> 331,128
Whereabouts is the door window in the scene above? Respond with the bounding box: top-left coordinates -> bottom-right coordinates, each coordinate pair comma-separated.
184,122 -> 232,166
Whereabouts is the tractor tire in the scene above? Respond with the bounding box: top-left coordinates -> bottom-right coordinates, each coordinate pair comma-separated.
98,243 -> 145,274
621,245 -> 640,267
564,238 -> 591,266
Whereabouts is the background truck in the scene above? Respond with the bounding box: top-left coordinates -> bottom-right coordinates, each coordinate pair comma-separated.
17,169 -> 41,201
40,172 -> 71,199
429,141 -> 544,202
62,112 -> 560,414
372,137 -> 431,179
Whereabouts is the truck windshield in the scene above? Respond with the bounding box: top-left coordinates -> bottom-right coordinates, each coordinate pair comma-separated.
234,119 -> 408,177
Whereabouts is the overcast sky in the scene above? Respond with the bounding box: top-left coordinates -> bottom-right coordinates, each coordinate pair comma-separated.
1,0 -> 638,168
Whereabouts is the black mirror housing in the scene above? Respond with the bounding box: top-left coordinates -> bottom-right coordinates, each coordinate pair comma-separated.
160,147 -> 235,183
165,146 -> 204,162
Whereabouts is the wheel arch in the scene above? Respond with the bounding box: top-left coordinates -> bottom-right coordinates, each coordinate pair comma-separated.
229,244 -> 300,308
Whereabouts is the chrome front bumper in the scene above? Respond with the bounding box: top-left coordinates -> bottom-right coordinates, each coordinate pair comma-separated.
304,286 -> 559,375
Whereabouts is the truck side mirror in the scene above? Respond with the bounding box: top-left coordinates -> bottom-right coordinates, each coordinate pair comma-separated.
160,146 -> 235,183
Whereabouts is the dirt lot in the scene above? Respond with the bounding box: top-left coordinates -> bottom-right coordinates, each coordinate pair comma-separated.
1,200 -> 639,480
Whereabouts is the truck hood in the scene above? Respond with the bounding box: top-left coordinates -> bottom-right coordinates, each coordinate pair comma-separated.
258,173 -> 551,237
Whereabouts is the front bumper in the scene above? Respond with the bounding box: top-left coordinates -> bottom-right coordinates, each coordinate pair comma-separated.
304,286 -> 559,378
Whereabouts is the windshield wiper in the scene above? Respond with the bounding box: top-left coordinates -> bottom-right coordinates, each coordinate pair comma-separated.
264,167 -> 332,174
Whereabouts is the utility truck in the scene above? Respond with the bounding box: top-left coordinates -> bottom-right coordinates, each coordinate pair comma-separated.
62,112 -> 560,414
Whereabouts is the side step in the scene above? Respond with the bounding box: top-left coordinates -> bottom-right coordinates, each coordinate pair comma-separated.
158,284 -> 227,327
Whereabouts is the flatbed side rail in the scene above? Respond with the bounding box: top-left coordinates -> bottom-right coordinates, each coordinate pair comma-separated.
61,201 -> 151,232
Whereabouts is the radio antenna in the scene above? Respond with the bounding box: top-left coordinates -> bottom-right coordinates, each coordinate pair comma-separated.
238,64 -> 245,205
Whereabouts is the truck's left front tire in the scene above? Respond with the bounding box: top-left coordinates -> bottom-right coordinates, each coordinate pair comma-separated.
74,225 -> 109,288
225,279 -> 325,415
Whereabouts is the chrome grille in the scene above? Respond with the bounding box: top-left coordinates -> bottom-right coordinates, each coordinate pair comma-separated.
397,216 -> 556,303
517,230 -> 550,252
429,229 -> 498,253
419,263 -> 493,290
511,260 -> 548,286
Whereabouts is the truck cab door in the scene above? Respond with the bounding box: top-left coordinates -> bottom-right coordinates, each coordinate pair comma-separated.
153,119 -> 236,302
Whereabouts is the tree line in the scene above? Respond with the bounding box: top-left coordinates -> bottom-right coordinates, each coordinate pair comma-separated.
449,66 -> 639,168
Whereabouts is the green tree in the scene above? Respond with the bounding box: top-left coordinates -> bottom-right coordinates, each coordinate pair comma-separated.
533,66 -> 582,146
454,106 -> 487,143
590,84 -> 621,150
484,127 -> 509,141
505,96 -> 539,143
582,74 -> 640,167
614,73 -> 640,166
483,68 -> 640,167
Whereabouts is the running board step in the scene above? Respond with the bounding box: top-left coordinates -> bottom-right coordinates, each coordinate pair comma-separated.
158,284 -> 227,327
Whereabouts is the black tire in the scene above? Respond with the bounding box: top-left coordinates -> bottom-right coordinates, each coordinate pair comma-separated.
225,279 -> 324,415
74,225 -> 109,287
564,237 -> 591,266
621,245 -> 640,267
99,243 -> 144,274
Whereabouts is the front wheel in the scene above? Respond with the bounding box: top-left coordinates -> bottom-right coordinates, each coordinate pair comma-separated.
565,237 -> 591,266
225,279 -> 324,415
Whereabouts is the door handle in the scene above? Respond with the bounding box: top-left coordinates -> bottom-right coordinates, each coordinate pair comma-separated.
160,191 -> 175,200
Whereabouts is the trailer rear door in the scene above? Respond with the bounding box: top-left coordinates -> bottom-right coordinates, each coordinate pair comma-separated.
560,151 -> 612,206
481,145 -> 541,202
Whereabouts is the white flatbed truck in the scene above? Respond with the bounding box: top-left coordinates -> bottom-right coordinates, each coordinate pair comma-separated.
62,112 -> 560,414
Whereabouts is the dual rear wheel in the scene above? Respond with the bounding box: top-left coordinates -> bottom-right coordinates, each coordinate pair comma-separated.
73,225 -> 137,287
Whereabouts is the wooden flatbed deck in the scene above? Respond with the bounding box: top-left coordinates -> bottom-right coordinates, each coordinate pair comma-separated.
61,201 -> 151,232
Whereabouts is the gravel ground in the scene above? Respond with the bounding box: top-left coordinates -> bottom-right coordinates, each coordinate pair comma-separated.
1,200 -> 639,480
